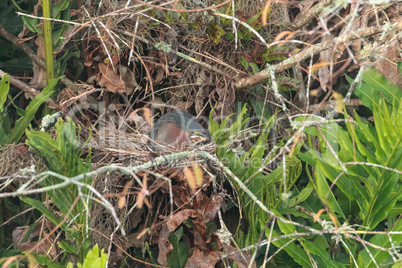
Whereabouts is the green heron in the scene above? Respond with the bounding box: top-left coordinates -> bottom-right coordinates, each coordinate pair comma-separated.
150,110 -> 210,149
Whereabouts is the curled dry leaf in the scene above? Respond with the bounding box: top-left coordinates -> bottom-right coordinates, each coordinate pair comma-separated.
318,33 -> 332,92
29,37 -> 47,90
332,92 -> 345,113
126,111 -> 150,134
192,162 -> 203,188
376,46 -> 402,88
98,63 -> 126,94
184,166 -> 197,192
142,107 -> 153,128
185,248 -> 222,268
118,196 -> 126,209
116,65 -> 138,95
201,194 -> 225,222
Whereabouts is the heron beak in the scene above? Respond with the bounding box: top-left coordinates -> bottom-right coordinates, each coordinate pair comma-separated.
189,132 -> 210,144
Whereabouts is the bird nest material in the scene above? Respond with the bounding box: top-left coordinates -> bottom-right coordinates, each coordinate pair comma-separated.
83,115 -> 224,265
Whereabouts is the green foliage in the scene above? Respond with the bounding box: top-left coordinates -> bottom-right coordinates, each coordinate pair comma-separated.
24,118 -> 92,263
66,244 -> 108,268
167,227 -> 189,268
0,1 -> 35,72
352,69 -> 401,111
206,23 -> 226,45
298,69 -> 402,266
214,69 -> 401,266
212,105 -> 311,265
11,0 -> 42,34
26,117 -> 91,178
240,55 -> 259,74
0,75 -> 60,147
0,73 -> 8,113
207,8 -> 263,44
262,46 -> 289,63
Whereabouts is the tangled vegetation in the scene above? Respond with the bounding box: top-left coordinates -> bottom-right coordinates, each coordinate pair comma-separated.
0,0 -> 401,267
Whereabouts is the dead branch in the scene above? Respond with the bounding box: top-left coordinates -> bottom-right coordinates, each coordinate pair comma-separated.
235,20 -> 402,89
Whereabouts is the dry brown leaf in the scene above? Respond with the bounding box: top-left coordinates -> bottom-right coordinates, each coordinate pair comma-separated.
192,162 -> 203,188
174,100 -> 195,112
309,62 -> 330,73
154,67 -> 165,84
169,71 -> 183,78
201,194 -> 225,222
137,173 -> 149,209
126,111 -> 150,134
215,82 -> 235,117
375,46 -> 402,88
118,196 -> 126,209
29,37 -> 47,90
274,31 -> 292,43
262,1 -> 272,26
98,63 -> 126,93
184,167 -> 197,192
116,65 -> 138,95
149,97 -> 166,114
195,87 -> 209,115
318,33 -> 332,92
314,208 -> 326,223
185,248 -> 222,268
142,108 -> 153,128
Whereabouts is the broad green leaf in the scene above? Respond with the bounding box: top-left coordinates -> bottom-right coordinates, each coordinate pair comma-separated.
240,55 -> 249,72
277,217 -> 296,235
266,228 -> 312,267
58,241 -> 78,255
347,112 -> 378,164
302,241 -> 344,268
288,182 -> 314,207
26,117 -> 92,224
365,173 -> 400,229
52,0 -> 69,19
0,112 -> 11,146
362,69 -> 401,110
6,77 -> 60,144
32,254 -> 65,268
77,244 -> 107,268
0,73 -> 9,112
315,164 -> 347,220
20,197 -> 66,229
21,16 -> 42,34
359,218 -> 402,267
350,69 -> 402,112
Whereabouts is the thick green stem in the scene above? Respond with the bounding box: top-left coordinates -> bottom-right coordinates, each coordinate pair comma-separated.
42,0 -> 54,82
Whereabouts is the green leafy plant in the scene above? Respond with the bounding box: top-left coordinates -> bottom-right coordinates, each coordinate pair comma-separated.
212,69 -> 401,267
0,74 -> 60,146
297,69 -> 402,266
66,244 -> 107,268
167,227 -> 189,268
211,106 -> 306,259
24,118 -> 92,264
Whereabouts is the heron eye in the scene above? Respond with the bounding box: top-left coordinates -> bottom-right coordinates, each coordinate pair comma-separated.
190,131 -> 197,135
